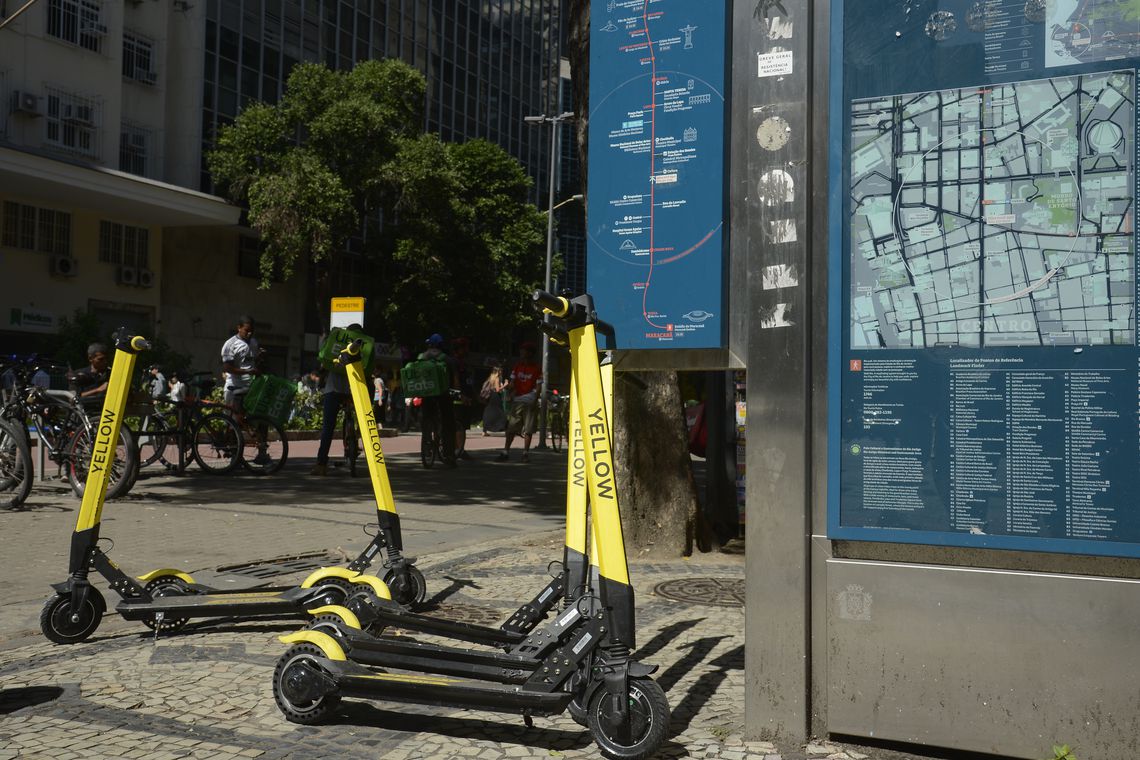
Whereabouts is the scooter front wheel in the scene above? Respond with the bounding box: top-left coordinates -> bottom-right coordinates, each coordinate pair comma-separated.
273,643 -> 342,724
586,675 -> 670,760
382,565 -> 427,606
39,587 -> 106,645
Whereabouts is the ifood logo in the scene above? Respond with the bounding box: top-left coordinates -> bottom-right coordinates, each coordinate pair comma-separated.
682,310 -> 714,323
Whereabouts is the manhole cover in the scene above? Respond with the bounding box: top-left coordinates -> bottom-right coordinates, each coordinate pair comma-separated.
653,577 -> 745,607
394,602 -> 505,631
217,552 -> 340,580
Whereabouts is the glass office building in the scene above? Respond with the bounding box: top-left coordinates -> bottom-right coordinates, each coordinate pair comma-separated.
199,0 -> 562,203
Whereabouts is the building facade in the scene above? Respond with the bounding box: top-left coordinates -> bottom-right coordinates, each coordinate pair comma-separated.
1,0 -> 562,373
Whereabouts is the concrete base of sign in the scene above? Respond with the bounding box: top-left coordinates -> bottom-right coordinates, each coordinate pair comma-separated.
819,550 -> 1140,758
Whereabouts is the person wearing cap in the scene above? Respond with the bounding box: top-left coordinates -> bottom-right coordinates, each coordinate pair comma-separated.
498,341 -> 542,463
147,364 -> 168,400
418,333 -> 458,467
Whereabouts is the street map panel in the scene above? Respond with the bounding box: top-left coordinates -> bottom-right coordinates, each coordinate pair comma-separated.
850,70 -> 1135,350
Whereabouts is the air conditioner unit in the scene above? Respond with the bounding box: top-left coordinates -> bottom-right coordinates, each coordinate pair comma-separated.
136,70 -> 157,85
62,104 -> 95,126
116,265 -> 138,286
9,90 -> 42,117
79,20 -> 108,36
137,268 -> 155,288
50,254 -> 78,277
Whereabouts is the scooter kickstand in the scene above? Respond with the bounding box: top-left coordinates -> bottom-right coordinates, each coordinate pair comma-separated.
152,612 -> 164,644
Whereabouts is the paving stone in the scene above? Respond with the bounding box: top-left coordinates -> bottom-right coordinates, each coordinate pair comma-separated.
806,745 -> 834,755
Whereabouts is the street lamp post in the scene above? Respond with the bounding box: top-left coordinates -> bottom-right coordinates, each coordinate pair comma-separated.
524,110 -> 575,450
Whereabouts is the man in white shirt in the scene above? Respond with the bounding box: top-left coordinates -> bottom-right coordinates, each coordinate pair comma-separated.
220,315 -> 260,409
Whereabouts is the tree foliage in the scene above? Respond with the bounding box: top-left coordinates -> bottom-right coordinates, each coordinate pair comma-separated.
208,59 -> 546,345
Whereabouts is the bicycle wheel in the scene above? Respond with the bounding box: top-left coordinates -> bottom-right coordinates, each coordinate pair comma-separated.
137,414 -> 172,468
190,412 -> 242,474
67,426 -> 139,500
420,407 -> 437,468
0,418 -> 33,508
240,415 -> 288,475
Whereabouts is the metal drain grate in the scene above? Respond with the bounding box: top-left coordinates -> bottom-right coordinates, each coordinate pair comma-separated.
652,577 -> 745,607
217,552 -> 341,580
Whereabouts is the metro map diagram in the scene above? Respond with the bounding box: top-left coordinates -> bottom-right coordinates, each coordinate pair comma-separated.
849,70 -> 1135,349
1047,0 -> 1140,67
587,0 -> 725,347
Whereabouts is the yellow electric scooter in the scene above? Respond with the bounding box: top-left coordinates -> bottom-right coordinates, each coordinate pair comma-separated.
271,292 -> 669,760
39,330 -> 391,644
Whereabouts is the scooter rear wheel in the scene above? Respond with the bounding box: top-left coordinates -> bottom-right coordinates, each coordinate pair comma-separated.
141,576 -> 192,634
586,675 -> 670,760
307,577 -> 354,608
273,643 -> 341,724
39,587 -> 106,645
382,564 -> 427,606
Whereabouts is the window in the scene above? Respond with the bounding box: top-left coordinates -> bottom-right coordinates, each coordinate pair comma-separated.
45,89 -> 99,157
98,220 -> 149,268
119,123 -> 150,177
237,235 -> 282,281
46,0 -> 104,53
1,201 -> 71,255
122,33 -> 156,83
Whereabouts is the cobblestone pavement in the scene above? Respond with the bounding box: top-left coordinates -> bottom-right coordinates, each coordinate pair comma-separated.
0,532 -> 944,760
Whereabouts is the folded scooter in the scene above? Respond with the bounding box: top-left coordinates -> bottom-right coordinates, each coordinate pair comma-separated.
270,292 -> 670,760
39,331 -> 395,644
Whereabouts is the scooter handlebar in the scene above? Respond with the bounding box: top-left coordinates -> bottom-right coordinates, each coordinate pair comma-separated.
333,339 -> 364,366
532,290 -> 570,318
130,336 -> 151,352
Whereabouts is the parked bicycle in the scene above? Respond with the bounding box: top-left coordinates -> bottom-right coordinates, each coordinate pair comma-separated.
0,355 -> 138,507
127,371 -> 286,476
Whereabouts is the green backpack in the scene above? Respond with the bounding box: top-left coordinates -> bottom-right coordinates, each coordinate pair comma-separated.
318,327 -> 375,374
400,357 -> 448,398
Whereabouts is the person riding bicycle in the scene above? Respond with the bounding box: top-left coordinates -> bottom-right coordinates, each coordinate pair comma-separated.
220,315 -> 270,465
417,334 -> 458,468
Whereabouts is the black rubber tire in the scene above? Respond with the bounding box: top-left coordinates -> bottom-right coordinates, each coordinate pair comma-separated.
191,412 -> 242,474
240,415 -> 288,475
305,577 -> 354,608
586,676 -> 670,760
420,428 -> 436,468
39,587 -> 106,645
382,564 -> 427,607
0,418 -> 33,508
306,613 -> 354,639
273,643 -> 341,725
67,426 -> 139,500
140,576 -> 191,634
137,414 -> 172,468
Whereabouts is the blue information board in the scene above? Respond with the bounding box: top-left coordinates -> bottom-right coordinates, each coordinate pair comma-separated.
828,0 -> 1140,556
586,0 -> 728,350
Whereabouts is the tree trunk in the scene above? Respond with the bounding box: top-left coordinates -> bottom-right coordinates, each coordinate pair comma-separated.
567,1 -> 702,557
613,371 -> 699,557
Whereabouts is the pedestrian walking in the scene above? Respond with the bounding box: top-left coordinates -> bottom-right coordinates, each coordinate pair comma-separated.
497,342 -> 542,462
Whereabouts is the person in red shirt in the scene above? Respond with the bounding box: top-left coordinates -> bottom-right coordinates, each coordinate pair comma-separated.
497,342 -> 542,462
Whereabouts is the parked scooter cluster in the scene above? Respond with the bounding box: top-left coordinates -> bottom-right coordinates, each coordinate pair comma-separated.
37,291 -> 670,760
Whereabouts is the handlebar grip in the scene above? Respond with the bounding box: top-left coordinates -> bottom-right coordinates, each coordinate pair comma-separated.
333,339 -> 364,366
532,290 -> 569,317
130,336 -> 151,351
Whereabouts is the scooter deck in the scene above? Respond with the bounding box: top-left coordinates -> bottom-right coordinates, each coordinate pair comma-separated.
116,586 -> 312,621
324,658 -> 573,715
361,596 -> 528,647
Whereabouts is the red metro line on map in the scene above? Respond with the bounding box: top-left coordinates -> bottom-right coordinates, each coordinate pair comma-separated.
587,0 -> 727,350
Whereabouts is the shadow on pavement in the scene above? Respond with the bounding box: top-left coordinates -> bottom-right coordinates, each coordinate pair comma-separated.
635,618 -> 706,661
418,575 -> 481,610
0,685 -> 64,714
124,450 -> 568,525
668,644 -> 744,739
